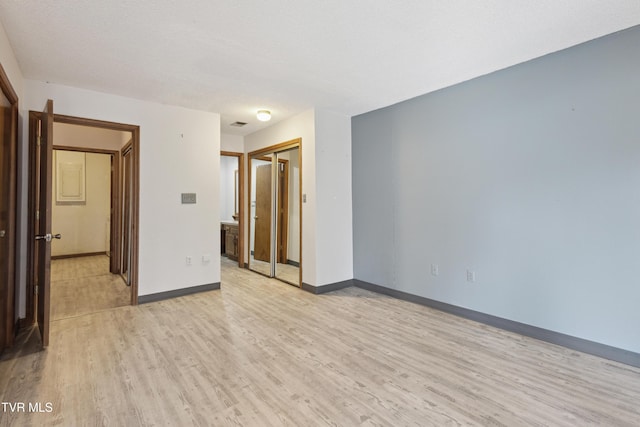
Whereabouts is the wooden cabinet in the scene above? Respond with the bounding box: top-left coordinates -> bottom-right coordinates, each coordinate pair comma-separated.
221,223 -> 239,261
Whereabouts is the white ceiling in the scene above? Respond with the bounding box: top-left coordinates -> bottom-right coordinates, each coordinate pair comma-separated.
1,1 -> 639,135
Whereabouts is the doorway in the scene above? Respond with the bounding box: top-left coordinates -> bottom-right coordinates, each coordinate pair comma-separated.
27,105 -> 140,346
49,144 -> 130,320
220,151 -> 244,268
248,139 -> 301,287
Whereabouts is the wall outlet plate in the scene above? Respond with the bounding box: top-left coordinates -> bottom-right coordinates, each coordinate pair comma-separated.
466,270 -> 476,282
431,264 -> 439,276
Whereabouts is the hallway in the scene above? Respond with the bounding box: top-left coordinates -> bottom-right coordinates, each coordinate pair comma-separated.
50,255 -> 130,320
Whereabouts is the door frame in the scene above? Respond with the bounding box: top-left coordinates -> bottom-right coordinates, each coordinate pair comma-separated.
121,140 -> 134,284
26,113 -> 140,325
0,62 -> 18,352
248,138 -> 302,287
220,151 -> 245,268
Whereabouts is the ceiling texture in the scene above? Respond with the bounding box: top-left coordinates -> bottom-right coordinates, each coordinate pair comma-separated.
1,1 -> 639,135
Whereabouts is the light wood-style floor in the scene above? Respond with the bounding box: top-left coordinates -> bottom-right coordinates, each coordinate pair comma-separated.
1,257 -> 639,426
249,257 -> 300,285
50,255 -> 130,320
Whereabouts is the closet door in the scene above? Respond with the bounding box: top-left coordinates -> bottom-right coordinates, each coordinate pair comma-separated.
249,155 -> 274,277
248,143 -> 302,288
274,147 -> 300,286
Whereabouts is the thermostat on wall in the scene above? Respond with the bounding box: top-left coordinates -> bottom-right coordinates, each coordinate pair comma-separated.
181,193 -> 197,204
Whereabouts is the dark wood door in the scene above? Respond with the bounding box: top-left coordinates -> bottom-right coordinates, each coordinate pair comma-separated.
36,100 -> 53,347
0,96 -> 13,352
254,164 -> 271,262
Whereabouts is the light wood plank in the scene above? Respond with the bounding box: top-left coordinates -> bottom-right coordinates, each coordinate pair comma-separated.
1,257 -> 639,426
49,255 -> 130,320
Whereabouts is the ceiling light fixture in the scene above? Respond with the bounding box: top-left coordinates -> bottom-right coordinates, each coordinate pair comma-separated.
256,110 -> 271,122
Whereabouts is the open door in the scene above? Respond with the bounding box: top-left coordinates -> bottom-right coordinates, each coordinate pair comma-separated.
121,143 -> 133,285
35,99 -> 55,347
0,65 -> 18,354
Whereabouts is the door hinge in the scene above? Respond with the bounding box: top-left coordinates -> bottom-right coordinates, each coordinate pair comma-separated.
35,285 -> 39,295
36,136 -> 41,146
36,210 -> 40,220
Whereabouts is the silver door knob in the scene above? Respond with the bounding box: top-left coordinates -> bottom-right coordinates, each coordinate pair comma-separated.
0,230 -> 5,238
35,233 -> 62,242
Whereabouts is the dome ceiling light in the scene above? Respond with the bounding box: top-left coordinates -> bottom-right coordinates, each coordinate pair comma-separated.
256,110 -> 271,122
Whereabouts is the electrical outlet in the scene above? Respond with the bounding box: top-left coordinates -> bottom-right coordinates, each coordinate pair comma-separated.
466,270 -> 476,282
186,256 -> 192,266
202,254 -> 211,265
431,264 -> 439,276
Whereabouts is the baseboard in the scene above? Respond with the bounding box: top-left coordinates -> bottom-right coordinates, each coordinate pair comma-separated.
52,251 -> 107,260
353,279 -> 640,369
302,279 -> 354,295
286,259 -> 300,267
138,282 -> 220,304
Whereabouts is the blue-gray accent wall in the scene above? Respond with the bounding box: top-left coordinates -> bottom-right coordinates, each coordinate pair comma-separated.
352,26 -> 640,354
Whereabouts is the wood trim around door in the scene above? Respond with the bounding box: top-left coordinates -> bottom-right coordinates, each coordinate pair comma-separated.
247,138 -> 302,287
0,61 -> 18,351
26,113 -> 141,325
221,151 -> 245,268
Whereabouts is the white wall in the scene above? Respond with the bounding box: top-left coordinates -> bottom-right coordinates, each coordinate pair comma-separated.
0,23 -> 23,102
352,26 -> 640,353
221,133 -> 244,153
314,110 -> 353,285
52,151 -> 111,256
23,80 -> 220,304
54,122 -> 129,151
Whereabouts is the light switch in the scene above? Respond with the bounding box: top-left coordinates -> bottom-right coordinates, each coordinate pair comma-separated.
181,193 -> 196,204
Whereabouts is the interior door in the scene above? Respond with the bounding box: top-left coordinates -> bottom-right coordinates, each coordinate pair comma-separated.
274,147 -> 300,287
36,100 -> 54,347
0,88 -> 12,352
254,163 -> 272,262
121,145 -> 133,285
